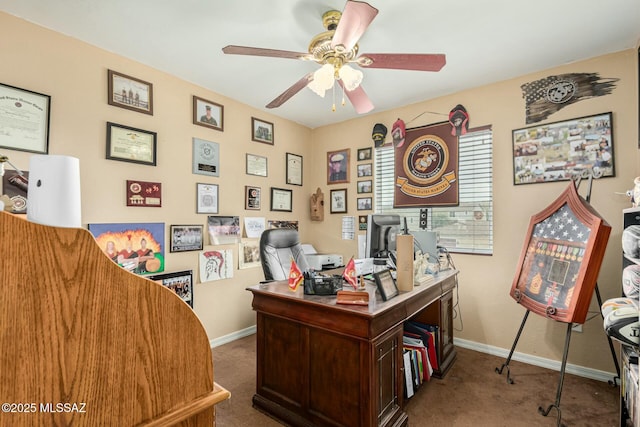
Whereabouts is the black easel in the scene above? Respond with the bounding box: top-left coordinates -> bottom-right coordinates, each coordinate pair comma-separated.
495,171 -> 620,427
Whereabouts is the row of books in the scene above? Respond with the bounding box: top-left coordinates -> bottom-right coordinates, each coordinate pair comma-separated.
402,320 -> 439,399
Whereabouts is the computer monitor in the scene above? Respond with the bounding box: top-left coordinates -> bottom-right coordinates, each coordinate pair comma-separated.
411,230 -> 438,261
365,214 -> 401,259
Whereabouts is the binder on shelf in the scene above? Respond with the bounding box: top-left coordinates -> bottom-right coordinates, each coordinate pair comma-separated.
404,321 -> 439,371
402,350 -> 414,398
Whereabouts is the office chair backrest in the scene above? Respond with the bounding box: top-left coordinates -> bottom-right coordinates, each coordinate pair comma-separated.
260,228 -> 309,281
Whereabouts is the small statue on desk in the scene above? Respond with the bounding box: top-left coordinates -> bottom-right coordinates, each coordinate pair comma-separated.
413,250 -> 438,286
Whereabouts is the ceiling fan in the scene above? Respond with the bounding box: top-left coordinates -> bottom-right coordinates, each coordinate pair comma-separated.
222,0 -> 446,114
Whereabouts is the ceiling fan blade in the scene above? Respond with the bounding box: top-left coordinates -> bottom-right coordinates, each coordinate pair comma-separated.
222,45 -> 311,60
331,1 -> 378,52
337,80 -> 374,114
358,53 -> 446,71
266,72 -> 315,109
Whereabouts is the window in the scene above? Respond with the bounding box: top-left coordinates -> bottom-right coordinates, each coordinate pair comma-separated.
374,127 -> 493,254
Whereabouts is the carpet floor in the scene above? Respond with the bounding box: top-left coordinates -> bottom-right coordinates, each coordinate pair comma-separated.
213,334 -> 619,426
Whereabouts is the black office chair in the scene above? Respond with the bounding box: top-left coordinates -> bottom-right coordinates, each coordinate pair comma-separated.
259,228 -> 309,281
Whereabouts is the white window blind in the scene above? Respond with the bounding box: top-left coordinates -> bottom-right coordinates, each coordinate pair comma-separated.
374,128 -> 493,255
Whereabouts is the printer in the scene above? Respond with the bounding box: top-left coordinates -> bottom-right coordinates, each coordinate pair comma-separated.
302,244 -> 343,271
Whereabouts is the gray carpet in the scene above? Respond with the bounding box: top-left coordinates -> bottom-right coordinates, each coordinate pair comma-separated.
213,334 -> 619,426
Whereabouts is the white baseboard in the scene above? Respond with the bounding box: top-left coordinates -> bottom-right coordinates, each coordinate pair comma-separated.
210,325 -> 256,348
209,328 -> 617,383
454,337 -> 618,383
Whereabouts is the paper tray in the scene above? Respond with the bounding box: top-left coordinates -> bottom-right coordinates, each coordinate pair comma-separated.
336,290 -> 369,306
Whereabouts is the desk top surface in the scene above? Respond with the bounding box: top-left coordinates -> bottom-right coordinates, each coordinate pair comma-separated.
247,269 -> 458,317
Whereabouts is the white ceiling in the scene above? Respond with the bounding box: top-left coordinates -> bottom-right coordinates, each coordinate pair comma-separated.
1,0 -> 639,129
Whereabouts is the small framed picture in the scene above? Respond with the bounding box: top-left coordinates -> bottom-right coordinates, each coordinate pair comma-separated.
106,122 -> 157,166
357,147 -> 372,161
359,215 -> 368,230
252,117 -> 274,145
245,185 -> 261,210
374,269 -> 399,301
357,163 -> 372,177
239,241 -> 261,269
330,189 -> 348,214
193,95 -> 223,132
196,183 -> 219,214
126,180 -> 161,207
107,69 -> 153,115
148,270 -> 193,308
357,180 -> 372,194
246,153 -> 268,177
169,225 -> 204,252
327,149 -> 350,184
286,152 -> 303,186
357,197 -> 372,211
270,187 -> 292,212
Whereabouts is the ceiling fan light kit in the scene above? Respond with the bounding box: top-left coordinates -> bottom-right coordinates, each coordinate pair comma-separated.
222,0 -> 446,113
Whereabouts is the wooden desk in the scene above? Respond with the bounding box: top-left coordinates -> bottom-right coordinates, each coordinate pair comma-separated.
247,269 -> 458,427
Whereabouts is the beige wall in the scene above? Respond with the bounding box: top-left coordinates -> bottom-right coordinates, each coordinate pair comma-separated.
1,11 -> 637,373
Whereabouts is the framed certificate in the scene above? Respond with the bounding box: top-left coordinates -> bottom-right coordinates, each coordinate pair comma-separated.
270,187 -> 292,212
0,83 -> 50,154
196,183 -> 219,214
246,154 -> 267,177
286,152 -> 303,186
106,122 -> 157,166
192,137 -> 220,177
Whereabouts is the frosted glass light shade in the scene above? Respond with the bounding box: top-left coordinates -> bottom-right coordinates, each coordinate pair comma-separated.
308,64 -> 335,97
339,65 -> 363,91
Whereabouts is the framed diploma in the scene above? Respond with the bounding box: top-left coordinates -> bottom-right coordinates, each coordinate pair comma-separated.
246,153 -> 267,177
0,83 -> 51,154
192,137 -> 220,177
106,122 -> 157,166
196,183 -> 219,214
270,187 -> 292,212
286,152 -> 303,186
245,185 -> 261,210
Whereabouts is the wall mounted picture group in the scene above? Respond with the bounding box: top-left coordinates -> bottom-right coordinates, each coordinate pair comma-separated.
88,222 -> 165,275
512,112 -> 613,185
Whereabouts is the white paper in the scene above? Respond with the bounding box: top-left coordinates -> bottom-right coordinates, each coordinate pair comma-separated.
342,216 -> 355,240
199,249 -> 233,282
244,217 -> 265,238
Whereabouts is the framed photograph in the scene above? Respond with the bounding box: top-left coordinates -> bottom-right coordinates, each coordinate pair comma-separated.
357,197 -> 372,211
246,153 -> 268,177
107,69 -> 153,115
327,149 -> 350,184
148,270 -> 193,308
245,186 -> 261,210
126,180 -> 161,207
270,187 -> 292,212
169,225 -> 203,253
286,152 -> 303,186
192,137 -> 220,177
357,180 -> 372,194
374,269 -> 399,301
252,117 -> 274,145
330,188 -> 347,214
0,83 -> 50,154
207,216 -> 241,245
193,95 -> 223,132
196,183 -> 219,214
512,112 -> 614,185
357,147 -> 372,161
88,222 -> 165,275
106,122 -> 157,166
359,215 -> 368,230
357,163 -> 373,177
239,241 -> 261,269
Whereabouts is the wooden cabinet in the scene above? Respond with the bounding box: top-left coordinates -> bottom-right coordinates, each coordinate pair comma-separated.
247,270 -> 457,427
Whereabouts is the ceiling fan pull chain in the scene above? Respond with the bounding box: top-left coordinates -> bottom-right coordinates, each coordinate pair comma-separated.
332,83 -> 336,112
341,85 -> 346,107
